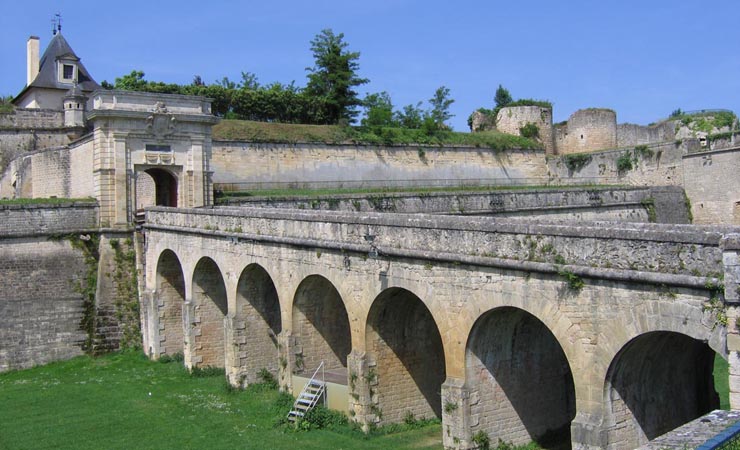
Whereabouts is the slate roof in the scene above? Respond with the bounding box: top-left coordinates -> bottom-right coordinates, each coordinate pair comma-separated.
14,32 -> 100,102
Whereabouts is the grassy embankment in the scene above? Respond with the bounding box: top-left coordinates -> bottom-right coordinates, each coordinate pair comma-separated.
213,119 -> 542,150
0,352 -> 443,450
0,351 -> 729,449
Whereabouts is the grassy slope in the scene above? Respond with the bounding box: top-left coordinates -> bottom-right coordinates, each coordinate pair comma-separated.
213,119 -> 542,150
0,352 -> 441,450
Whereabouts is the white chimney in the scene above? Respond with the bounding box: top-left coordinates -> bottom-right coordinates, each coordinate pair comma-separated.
27,36 -> 40,86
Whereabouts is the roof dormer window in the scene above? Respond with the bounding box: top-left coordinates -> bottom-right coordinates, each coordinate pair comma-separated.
59,62 -> 77,83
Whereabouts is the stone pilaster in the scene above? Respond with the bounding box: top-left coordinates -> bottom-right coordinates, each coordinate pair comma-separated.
141,289 -> 157,358
346,350 -> 379,431
571,412 -> 607,450
224,314 -> 247,387
441,378 -> 472,449
277,331 -> 294,392
182,300 -> 196,369
721,234 -> 740,409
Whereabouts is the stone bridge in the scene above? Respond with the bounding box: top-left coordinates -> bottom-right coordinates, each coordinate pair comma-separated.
141,206 -> 740,449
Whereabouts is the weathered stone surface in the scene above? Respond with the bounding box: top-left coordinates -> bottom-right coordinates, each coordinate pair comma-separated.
638,410 -> 740,450
142,207 -> 739,449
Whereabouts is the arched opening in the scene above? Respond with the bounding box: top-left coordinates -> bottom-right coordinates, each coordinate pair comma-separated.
603,331 -> 720,449
291,275 -> 351,376
137,168 -> 178,210
191,257 -> 227,368
235,264 -> 282,383
155,250 -> 186,358
365,288 -> 446,423
465,307 -> 575,449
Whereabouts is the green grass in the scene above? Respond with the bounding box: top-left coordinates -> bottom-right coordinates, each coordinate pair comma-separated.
0,197 -> 97,205
217,183 -> 620,201
0,352 -> 442,450
716,354 -> 730,410
213,119 -> 541,150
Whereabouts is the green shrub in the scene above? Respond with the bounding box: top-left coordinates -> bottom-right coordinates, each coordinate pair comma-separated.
634,144 -> 653,159
519,122 -> 539,139
563,154 -> 592,173
616,151 -> 633,173
296,404 -> 348,430
257,368 -> 279,389
472,430 -> 491,449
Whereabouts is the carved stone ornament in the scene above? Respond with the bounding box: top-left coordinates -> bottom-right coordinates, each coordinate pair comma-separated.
146,102 -> 177,139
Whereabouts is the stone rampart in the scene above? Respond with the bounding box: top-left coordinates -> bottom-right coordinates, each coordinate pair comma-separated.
211,142 -> 547,189
223,186 -> 690,224
0,109 -> 65,128
145,207 -> 728,281
548,141 -> 686,188
555,108 -> 617,154
683,147 -> 740,225
0,201 -> 98,236
495,106 -> 554,154
0,202 -> 98,372
617,121 -> 676,148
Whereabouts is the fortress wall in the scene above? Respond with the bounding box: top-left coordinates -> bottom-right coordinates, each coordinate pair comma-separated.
0,129 -> 70,174
683,147 -> 740,225
211,142 -> 548,189
0,109 -> 64,128
556,109 -> 617,155
548,141 -> 686,188
68,139 -> 95,199
495,106 -> 555,154
224,186 -> 691,224
617,121 -> 676,148
31,148 -> 71,198
0,203 -> 98,372
0,202 -> 97,235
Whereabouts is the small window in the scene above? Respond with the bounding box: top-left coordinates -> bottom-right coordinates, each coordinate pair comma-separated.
62,64 -> 74,80
146,144 -> 172,152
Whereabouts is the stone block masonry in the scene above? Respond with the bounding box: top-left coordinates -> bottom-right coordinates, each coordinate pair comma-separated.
0,237 -> 88,371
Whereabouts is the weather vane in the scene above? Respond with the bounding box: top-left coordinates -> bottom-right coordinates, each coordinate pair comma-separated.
51,13 -> 62,35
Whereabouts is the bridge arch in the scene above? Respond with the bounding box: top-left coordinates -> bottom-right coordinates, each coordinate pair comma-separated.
465,306 -> 576,448
190,256 -> 228,368
602,330 -> 722,449
234,263 -> 282,383
365,287 -> 446,423
291,274 -> 351,376
155,249 -> 186,359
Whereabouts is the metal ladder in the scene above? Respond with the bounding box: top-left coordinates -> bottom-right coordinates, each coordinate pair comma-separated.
287,362 -> 325,422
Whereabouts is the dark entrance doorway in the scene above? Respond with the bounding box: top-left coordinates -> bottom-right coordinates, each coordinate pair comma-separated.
145,168 -> 178,207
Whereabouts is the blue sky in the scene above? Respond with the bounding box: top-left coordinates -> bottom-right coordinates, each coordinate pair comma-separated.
2,0 -> 739,131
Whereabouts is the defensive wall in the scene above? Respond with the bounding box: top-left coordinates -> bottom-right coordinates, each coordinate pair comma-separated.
495,106 -> 554,154
210,142 -> 548,189
0,201 -> 139,372
0,108 -> 70,176
0,202 -> 96,371
222,186 -> 691,224
142,206 -> 740,449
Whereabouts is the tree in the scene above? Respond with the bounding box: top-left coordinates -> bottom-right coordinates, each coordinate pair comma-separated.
494,84 -> 512,108
429,86 -> 454,129
305,29 -> 368,125
394,102 -> 426,129
362,92 -> 395,127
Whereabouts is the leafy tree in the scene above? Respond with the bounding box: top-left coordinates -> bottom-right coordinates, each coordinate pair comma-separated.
239,72 -> 260,90
102,70 -> 148,90
429,86 -> 454,129
192,75 -> 205,86
362,91 -> 395,127
394,102 -> 426,129
494,84 -> 512,108
305,28 -> 368,125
